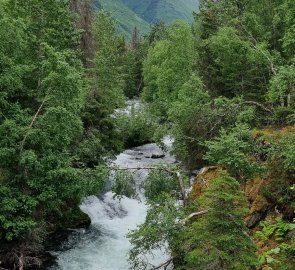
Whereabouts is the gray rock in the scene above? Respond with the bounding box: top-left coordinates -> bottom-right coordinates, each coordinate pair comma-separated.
246,211 -> 268,228
151,153 -> 165,159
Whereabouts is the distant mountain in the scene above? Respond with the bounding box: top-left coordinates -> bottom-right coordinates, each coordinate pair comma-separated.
94,0 -> 150,38
121,0 -> 199,24
95,0 -> 199,38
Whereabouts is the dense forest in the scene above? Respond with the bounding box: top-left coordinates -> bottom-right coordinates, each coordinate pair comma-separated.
0,0 -> 294,269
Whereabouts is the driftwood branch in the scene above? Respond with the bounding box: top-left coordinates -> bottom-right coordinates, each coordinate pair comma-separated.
20,95 -> 48,151
181,209 -> 210,225
152,257 -> 174,270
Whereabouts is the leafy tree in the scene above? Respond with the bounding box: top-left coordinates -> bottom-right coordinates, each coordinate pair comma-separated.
122,34 -> 146,98
0,1 -> 105,267
268,65 -> 295,107
128,194 -> 184,270
142,21 -> 194,118
78,10 -> 127,165
114,104 -> 158,148
204,125 -> 263,181
169,74 -> 257,167
146,21 -> 168,44
92,10 -> 126,112
144,167 -> 180,203
202,26 -> 269,99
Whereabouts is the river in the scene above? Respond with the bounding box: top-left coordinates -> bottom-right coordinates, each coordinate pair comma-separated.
47,136 -> 176,270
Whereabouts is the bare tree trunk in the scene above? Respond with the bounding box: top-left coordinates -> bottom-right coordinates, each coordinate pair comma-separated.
287,93 -> 291,107
80,0 -> 95,67
18,253 -> 24,270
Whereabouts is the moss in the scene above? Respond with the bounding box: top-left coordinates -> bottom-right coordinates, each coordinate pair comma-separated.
243,178 -> 270,228
252,125 -> 295,142
251,126 -> 295,218
190,166 -> 225,200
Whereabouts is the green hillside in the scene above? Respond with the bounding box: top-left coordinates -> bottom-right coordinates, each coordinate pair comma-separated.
95,0 -> 199,38
95,0 -> 150,38
121,0 -> 199,24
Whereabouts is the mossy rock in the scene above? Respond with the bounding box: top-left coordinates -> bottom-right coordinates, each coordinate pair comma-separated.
245,177 -> 271,228
190,166 -> 225,201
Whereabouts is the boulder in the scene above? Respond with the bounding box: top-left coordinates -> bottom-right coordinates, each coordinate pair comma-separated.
151,152 -> 165,159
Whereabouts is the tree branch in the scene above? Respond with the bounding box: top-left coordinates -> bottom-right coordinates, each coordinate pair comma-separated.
181,209 -> 210,225
239,101 -> 273,113
20,95 -> 48,151
151,257 -> 174,270
240,23 -> 277,75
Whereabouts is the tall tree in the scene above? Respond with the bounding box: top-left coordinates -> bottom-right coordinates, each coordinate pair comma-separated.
142,21 -> 194,118
0,1 -> 103,268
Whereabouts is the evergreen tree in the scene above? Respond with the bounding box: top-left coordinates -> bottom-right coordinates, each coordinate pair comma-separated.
0,1 -> 104,267
180,174 -> 258,270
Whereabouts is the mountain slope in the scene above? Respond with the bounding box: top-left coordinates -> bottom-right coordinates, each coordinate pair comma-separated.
121,0 -> 199,24
94,0 -> 150,38
95,0 -> 199,38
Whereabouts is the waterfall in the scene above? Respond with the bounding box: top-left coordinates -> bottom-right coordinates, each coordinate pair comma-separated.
47,137 -> 175,270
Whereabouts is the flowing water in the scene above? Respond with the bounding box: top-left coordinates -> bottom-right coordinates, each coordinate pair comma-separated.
47,136 -> 176,270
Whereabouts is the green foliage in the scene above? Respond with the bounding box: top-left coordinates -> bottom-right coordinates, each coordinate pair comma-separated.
255,218 -> 295,241
277,240 -> 295,270
257,237 -> 295,270
262,132 -> 295,205
268,133 -> 295,173
169,84 -> 257,167
205,26 -> 269,99
178,174 -> 258,270
128,193 -> 184,270
137,1 -> 295,269
258,247 -> 281,267
78,10 -> 129,165
145,21 -> 168,45
204,125 -> 264,181
111,169 -> 136,199
0,1 -> 106,265
271,106 -> 295,126
142,21 -> 194,118
115,104 -> 158,148
92,10 -> 126,113
268,65 -> 295,107
143,167 -> 180,203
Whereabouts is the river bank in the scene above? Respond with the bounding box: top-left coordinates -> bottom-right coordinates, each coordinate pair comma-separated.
45,137 -> 176,270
